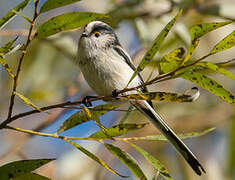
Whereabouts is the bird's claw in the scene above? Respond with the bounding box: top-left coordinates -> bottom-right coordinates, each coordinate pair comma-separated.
81,96 -> 93,107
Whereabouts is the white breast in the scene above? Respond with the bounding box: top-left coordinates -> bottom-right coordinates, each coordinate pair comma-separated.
77,47 -> 141,96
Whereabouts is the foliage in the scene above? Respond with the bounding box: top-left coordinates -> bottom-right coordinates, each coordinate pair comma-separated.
0,0 -> 234,179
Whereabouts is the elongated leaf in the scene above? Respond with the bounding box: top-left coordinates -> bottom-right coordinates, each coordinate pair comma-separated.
120,90 -> 199,102
182,39 -> 199,64
210,31 -> 235,54
181,72 -> 235,105
190,21 -> 232,41
14,173 -> 51,180
0,37 -> 18,55
0,37 -> 19,78
127,142 -> 172,179
130,127 -> 215,141
0,159 -> 54,180
90,123 -> 147,139
127,9 -> 183,85
159,47 -> 184,74
57,103 -> 121,133
65,139 -> 127,178
182,21 -> 232,64
14,92 -> 42,112
35,12 -> 108,38
0,56 -> 14,78
0,0 -> 30,29
104,143 -> 147,180
40,0 -> 81,13
84,106 -> 112,139
197,62 -> 235,80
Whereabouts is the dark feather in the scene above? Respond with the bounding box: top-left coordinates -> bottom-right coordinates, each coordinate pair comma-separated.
113,45 -> 153,106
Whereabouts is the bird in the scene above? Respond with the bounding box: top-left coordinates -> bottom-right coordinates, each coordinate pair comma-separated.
77,21 -> 205,175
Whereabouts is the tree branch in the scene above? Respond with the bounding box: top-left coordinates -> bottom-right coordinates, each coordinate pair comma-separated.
0,0 -> 40,129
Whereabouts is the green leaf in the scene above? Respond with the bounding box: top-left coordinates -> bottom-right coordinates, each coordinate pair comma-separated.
14,92 -> 42,112
127,142 -> 172,179
120,90 -> 199,102
190,21 -> 232,41
35,12 -> 108,38
210,31 -> 235,54
181,71 -> 235,105
57,103 -> 121,133
14,173 -> 51,180
65,140 -> 127,178
127,9 -> 183,85
104,143 -> 147,180
0,56 -> 15,78
0,37 -> 20,78
0,0 -> 30,29
182,39 -> 199,64
0,159 -> 55,180
40,0 -> 81,13
84,106 -> 112,139
159,47 -> 185,74
90,123 -> 147,139
182,21 -> 232,64
197,62 -> 235,80
0,37 -> 18,55
130,127 -> 215,141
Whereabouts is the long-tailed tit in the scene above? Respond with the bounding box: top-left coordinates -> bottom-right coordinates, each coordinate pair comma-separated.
77,21 -> 205,175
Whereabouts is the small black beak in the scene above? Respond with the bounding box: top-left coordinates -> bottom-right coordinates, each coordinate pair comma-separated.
81,32 -> 88,37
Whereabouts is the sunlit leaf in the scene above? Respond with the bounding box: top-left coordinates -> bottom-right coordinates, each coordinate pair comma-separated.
182,39 -> 199,64
0,37 -> 18,55
90,123 -> 147,139
83,106 -> 112,139
14,92 -> 42,112
127,142 -> 172,179
104,143 -> 147,180
210,31 -> 235,54
0,56 -> 14,78
57,103 -> 121,133
40,0 -> 81,13
35,12 -> 108,38
159,47 -> 185,74
197,62 -> 235,80
127,9 -> 183,85
0,0 -> 30,29
182,21 -> 232,64
181,71 -> 235,105
14,173 -> 51,180
130,127 -> 215,141
120,90 -> 199,102
190,21 -> 232,41
0,159 -> 54,180
65,140 -> 127,178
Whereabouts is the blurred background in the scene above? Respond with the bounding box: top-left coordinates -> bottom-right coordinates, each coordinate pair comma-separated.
0,0 -> 235,179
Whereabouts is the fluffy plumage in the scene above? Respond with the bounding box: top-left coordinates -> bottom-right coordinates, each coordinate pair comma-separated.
77,21 -> 205,175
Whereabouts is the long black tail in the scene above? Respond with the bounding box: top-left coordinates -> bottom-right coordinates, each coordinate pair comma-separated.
132,100 -> 206,175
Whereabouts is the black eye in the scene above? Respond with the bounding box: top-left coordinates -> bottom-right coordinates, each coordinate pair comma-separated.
94,32 -> 100,38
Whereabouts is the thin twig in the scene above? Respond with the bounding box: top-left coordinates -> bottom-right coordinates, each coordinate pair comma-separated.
0,0 -> 40,129
5,125 -> 155,142
117,53 -> 212,95
0,53 -> 211,129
